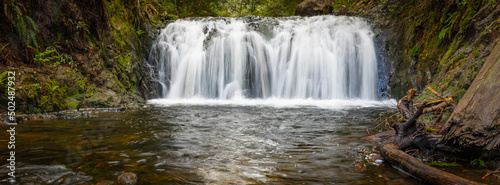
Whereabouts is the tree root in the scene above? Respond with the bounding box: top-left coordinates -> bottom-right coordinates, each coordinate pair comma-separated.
379,87 -> 484,184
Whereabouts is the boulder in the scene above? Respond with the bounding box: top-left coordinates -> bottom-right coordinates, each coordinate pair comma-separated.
295,0 -> 334,16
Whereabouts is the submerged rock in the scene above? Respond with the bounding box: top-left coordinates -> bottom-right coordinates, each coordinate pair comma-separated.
117,172 -> 138,185
53,172 -> 93,185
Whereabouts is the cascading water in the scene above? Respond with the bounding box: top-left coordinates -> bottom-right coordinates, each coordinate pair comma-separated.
149,15 -> 378,100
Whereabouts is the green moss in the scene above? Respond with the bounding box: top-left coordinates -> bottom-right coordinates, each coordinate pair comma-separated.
459,6 -> 477,32
409,45 -> 422,57
67,100 -> 81,110
424,127 -> 435,133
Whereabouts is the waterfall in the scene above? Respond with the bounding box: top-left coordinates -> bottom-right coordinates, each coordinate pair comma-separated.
149,16 -> 378,100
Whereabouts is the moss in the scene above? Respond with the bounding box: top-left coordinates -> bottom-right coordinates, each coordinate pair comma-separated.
409,45 -> 422,57
67,99 -> 81,110
459,5 -> 477,32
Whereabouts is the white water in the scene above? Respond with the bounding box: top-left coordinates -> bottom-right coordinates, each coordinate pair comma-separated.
148,98 -> 396,110
149,16 -> 378,100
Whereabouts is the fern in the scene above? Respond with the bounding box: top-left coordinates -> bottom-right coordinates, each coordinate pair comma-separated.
0,71 -> 9,89
438,27 -> 451,39
25,16 -> 39,33
439,11 -> 459,40
4,0 -> 39,48
136,26 -> 145,36
0,43 -> 10,51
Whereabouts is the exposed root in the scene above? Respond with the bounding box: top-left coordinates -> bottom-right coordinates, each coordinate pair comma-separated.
379,87 -> 484,184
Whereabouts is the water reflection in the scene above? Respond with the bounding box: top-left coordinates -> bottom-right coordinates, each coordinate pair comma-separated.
1,105 -> 493,184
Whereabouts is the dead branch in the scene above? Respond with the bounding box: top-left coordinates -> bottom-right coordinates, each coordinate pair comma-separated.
397,88 -> 417,120
423,101 -> 449,114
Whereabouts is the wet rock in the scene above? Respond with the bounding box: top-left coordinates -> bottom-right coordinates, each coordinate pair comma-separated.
53,171 -> 93,185
354,163 -> 366,171
295,0 -> 334,16
117,172 -> 138,185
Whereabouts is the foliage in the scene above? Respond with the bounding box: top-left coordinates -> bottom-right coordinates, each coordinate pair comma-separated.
0,43 -> 10,52
439,11 -> 459,40
32,47 -> 58,64
70,20 -> 90,35
135,26 -> 145,37
64,54 -> 78,70
137,0 -> 303,18
470,152 -> 489,168
0,71 -> 9,89
424,127 -> 435,133
26,79 -> 68,112
3,0 -> 39,47
31,46 -> 75,68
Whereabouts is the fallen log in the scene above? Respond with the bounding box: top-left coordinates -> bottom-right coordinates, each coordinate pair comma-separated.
379,87 -> 485,185
380,143 -> 485,185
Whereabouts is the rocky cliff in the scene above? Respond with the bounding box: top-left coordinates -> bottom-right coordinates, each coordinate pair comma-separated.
0,0 -> 170,113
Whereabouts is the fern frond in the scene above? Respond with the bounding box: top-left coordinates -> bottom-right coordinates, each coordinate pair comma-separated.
29,30 -> 38,48
25,16 -> 39,33
4,3 -> 9,20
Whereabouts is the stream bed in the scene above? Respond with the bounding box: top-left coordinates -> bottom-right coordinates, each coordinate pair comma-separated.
0,100 -> 495,184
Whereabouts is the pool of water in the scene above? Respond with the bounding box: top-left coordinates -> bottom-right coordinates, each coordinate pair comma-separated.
0,101 -> 495,184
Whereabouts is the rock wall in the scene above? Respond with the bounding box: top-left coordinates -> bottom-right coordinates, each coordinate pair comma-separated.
0,0 -> 160,113
295,0 -> 500,152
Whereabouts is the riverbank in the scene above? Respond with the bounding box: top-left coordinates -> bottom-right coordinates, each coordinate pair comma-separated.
1,105 -> 148,124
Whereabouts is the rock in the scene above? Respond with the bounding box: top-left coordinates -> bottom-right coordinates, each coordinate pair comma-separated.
295,0 -> 334,16
334,5 -> 348,16
354,163 -> 366,171
53,172 -> 93,185
117,172 -> 138,185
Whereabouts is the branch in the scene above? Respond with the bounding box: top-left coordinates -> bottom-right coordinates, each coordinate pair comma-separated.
398,88 -> 417,120
403,102 -> 427,133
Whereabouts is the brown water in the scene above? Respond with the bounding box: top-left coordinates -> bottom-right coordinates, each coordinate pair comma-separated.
0,103 -> 496,184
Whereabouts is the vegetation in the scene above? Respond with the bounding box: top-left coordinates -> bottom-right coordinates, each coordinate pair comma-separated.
0,0 -> 308,113
0,0 -> 498,115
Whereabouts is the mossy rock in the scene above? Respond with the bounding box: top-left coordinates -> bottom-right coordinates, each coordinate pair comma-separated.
85,90 -> 119,108
66,98 -> 82,110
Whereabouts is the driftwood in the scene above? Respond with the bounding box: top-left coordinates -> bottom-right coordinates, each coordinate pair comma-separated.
381,143 -> 483,185
380,88 -> 485,185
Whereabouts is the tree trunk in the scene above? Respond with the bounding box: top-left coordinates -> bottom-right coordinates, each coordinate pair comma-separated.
439,40 -> 500,150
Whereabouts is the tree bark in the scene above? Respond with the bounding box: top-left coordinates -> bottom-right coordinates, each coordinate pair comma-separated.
380,81 -> 486,184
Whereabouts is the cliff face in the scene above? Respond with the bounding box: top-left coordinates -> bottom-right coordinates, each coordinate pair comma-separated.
0,0 -> 165,113
328,0 -> 500,152
295,0 -> 500,153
